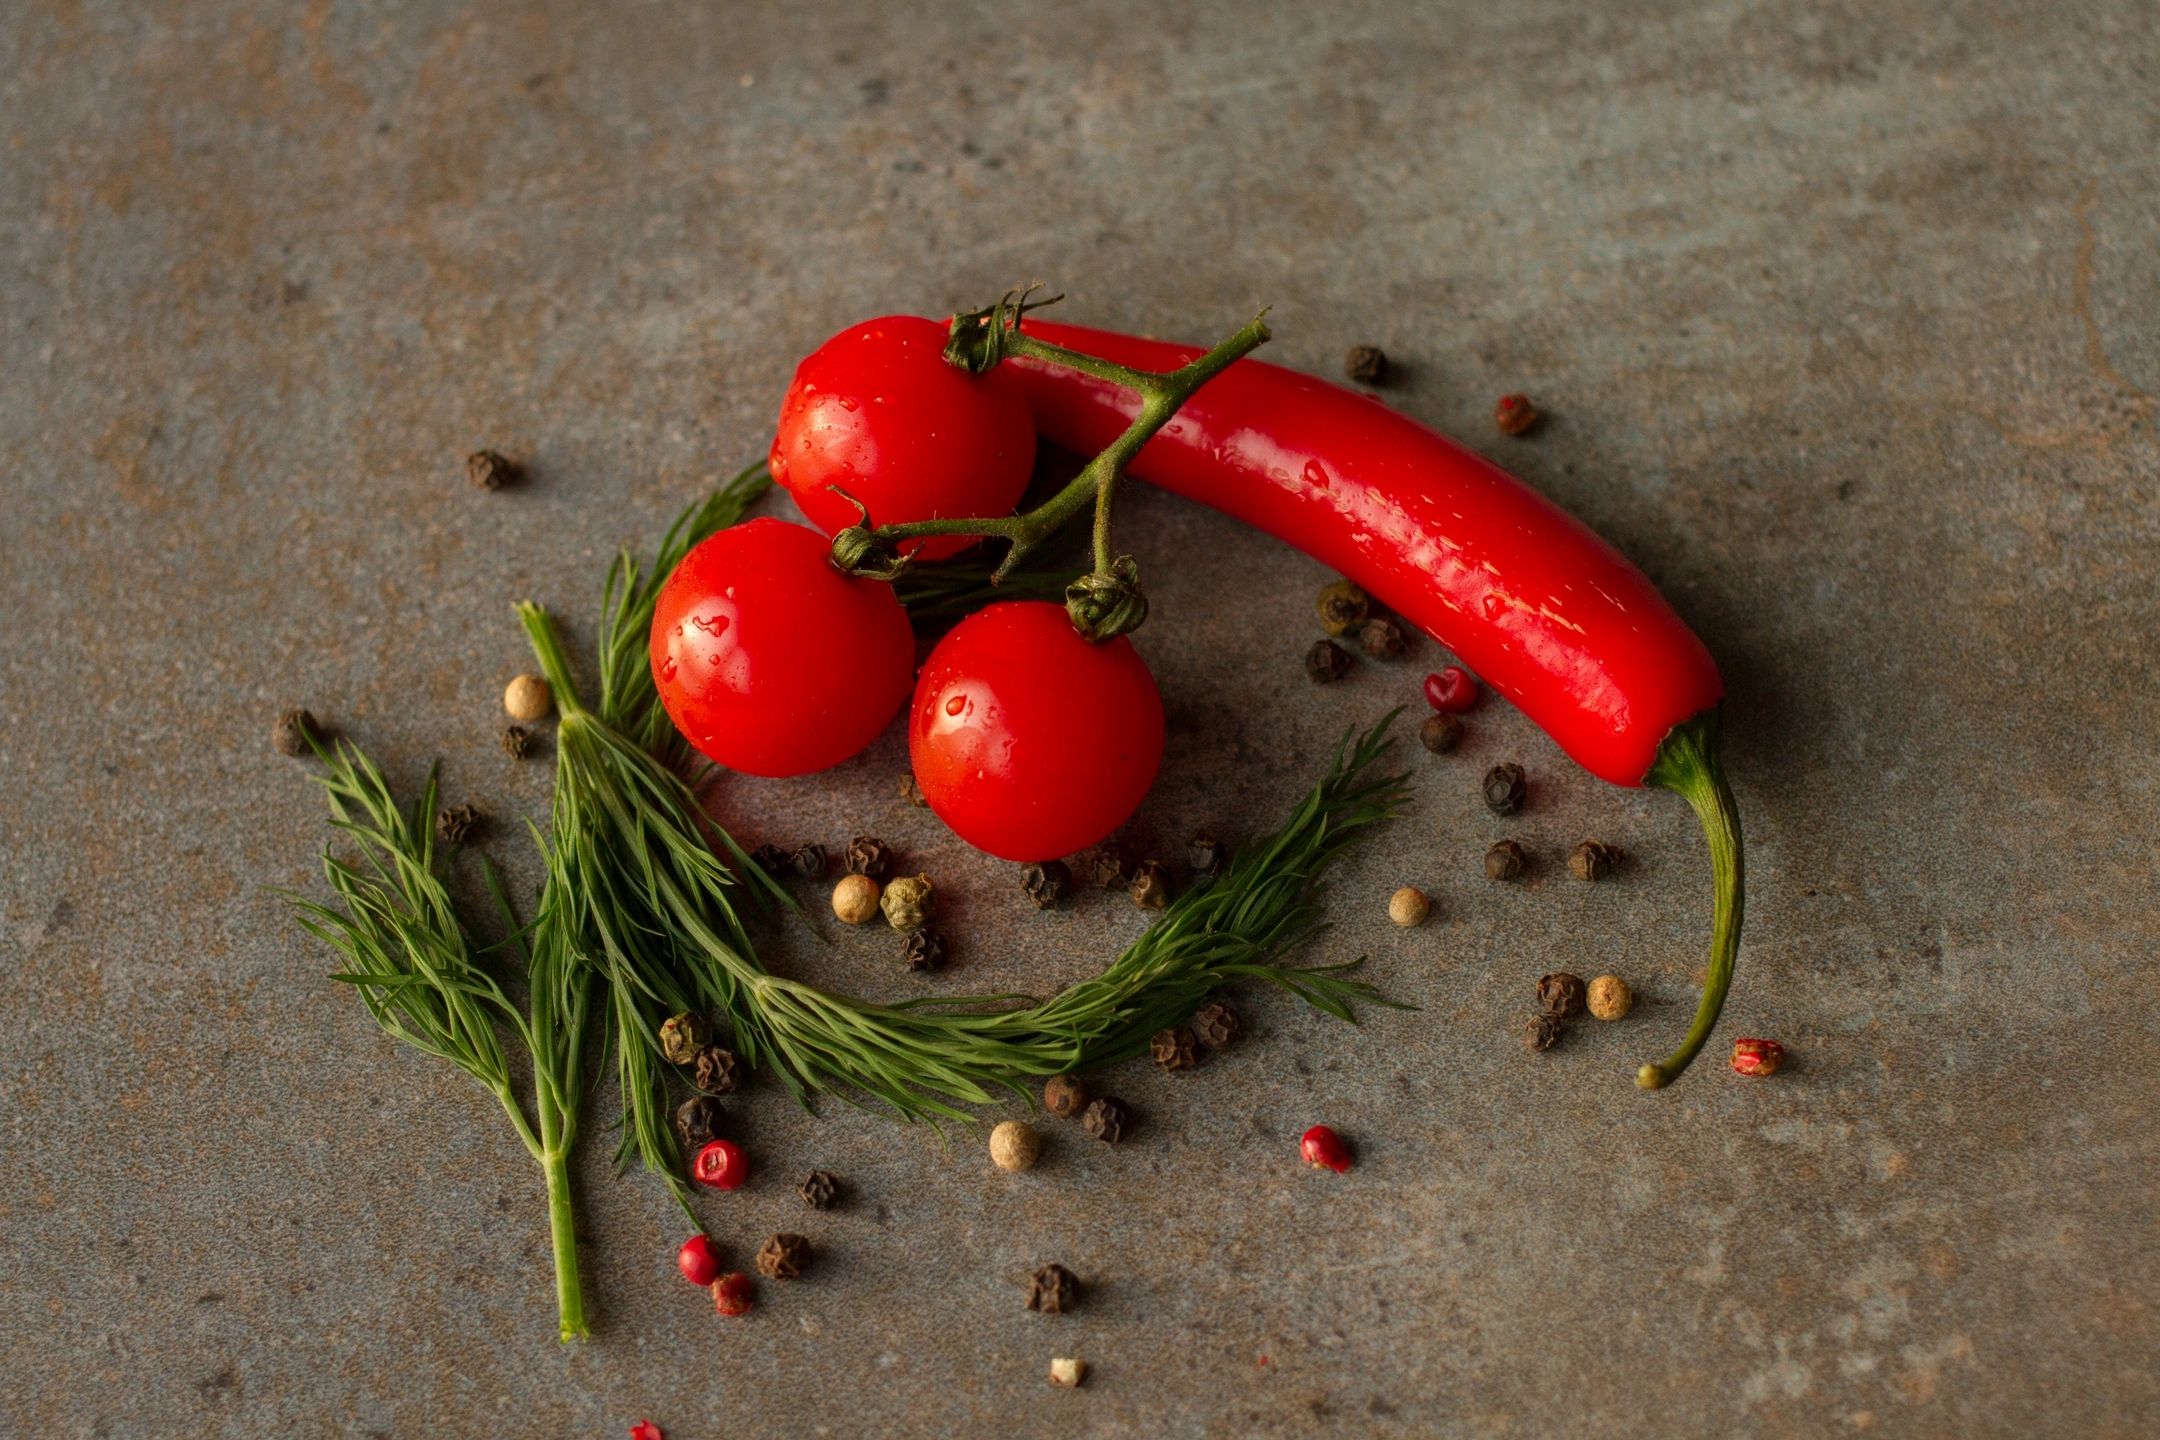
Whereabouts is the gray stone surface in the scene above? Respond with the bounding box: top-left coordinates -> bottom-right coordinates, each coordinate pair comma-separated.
3,1 -> 2155,1435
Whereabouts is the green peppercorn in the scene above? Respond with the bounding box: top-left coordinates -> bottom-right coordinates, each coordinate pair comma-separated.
1315,579 -> 1371,636
1306,639 -> 1355,683
1485,839 -> 1527,882
1482,763 -> 1527,816
658,1011 -> 709,1065
881,873 -> 934,930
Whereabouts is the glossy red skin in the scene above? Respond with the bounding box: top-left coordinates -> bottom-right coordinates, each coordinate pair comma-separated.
691,1138 -> 747,1191
651,517 -> 914,778
770,315 -> 1036,561
676,1235 -> 722,1287
711,1272 -> 755,1317
1013,322 -> 1724,787
1300,1124 -> 1352,1173
1424,667 -> 1479,714
909,601 -> 1164,862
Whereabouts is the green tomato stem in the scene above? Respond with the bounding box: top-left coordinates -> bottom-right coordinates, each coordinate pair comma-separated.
1637,711 -> 1745,1090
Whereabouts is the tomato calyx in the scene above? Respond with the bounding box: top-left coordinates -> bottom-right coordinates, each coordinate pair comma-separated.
1063,554 -> 1149,643
944,282 -> 1066,374
826,490 -> 912,583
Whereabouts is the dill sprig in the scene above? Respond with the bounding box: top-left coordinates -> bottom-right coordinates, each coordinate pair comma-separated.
283,741 -> 598,1342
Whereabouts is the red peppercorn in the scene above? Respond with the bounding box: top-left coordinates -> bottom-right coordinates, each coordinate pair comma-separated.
1731,1037 -> 1785,1077
676,1234 -> 721,1287
691,1138 -> 747,1190
711,1271 -> 755,1317
630,1423 -> 664,1440
1299,1124 -> 1352,1173
1423,666 -> 1479,713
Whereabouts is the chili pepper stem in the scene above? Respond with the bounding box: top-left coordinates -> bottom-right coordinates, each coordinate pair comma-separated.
1637,711 -> 1745,1089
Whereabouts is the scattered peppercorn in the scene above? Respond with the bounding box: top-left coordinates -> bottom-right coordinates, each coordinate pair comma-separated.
902,927 -> 947,972
1482,763 -> 1527,816
788,842 -> 828,880
675,1094 -> 725,1151
1344,344 -> 1390,385
1587,974 -> 1633,1021
677,1234 -> 722,1288
1080,1096 -> 1130,1145
692,1138 -> 748,1191
1187,833 -> 1227,878
897,772 -> 929,808
1026,1263 -> 1079,1315
798,1170 -> 840,1209
466,449 -> 519,490
435,803 -> 482,844
1315,579 -> 1371,636
1358,616 -> 1408,659
631,1420 -> 665,1440
1043,1073 -> 1090,1119
1537,972 -> 1588,1020
845,835 -> 893,880
503,673 -> 552,722
1521,1012 -> 1564,1052
1306,638 -> 1355,683
658,1011 -> 709,1066
1388,886 -> 1432,927
1021,860 -> 1072,909
1495,393 -> 1540,436
881,873 -> 934,930
1190,999 -> 1242,1051
1423,666 -> 1479,713
1568,840 -> 1618,882
272,706 -> 318,758
1731,1036 -> 1785,1077
1150,1025 -> 1199,1072
748,841 -> 790,876
756,1233 -> 810,1280
990,1119 -> 1042,1172
692,1045 -> 742,1095
1419,713 -> 1464,754
1484,839 -> 1527,882
1300,1124 -> 1353,1173
1048,1357 -> 1087,1388
499,724 -> 533,760
832,873 -> 882,925
1129,860 -> 1173,910
1080,841 -> 1137,888
710,1271 -> 755,1317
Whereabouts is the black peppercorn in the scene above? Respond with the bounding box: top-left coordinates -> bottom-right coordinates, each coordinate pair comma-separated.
902,928 -> 947,972
675,1094 -> 725,1151
1151,1025 -> 1199,1072
1568,840 -> 1618,883
1344,344 -> 1390,385
1484,839 -> 1527,882
499,724 -> 534,760
1358,616 -> 1408,659
1080,1096 -> 1131,1145
756,1233 -> 811,1280
658,1011 -> 709,1066
272,706 -> 318,758
748,842 -> 790,876
436,803 -> 482,844
845,835 -> 893,880
1190,999 -> 1243,1050
1315,579 -> 1371,636
1080,841 -> 1137,888
1521,1011 -> 1563,1052
1043,1073 -> 1090,1119
692,1045 -> 743,1095
1026,1263 -> 1079,1314
788,842 -> 828,880
1186,833 -> 1227,878
1481,763 -> 1527,816
798,1170 -> 840,1210
1129,860 -> 1173,910
1021,860 -> 1072,909
1537,972 -> 1588,1020
466,449 -> 519,490
1306,638 -> 1355,683
1419,713 -> 1463,754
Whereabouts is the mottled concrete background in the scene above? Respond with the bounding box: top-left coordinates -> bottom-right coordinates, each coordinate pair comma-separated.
3,1 -> 2155,1436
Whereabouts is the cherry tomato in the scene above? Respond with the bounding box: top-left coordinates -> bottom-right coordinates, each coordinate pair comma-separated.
908,602 -> 1163,862
651,517 -> 914,777
770,315 -> 1036,562
676,1234 -> 721,1287
1423,666 -> 1479,713
691,1138 -> 748,1191
1299,1124 -> 1352,1173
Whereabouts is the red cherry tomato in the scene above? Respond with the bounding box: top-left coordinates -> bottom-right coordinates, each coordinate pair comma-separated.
676,1234 -> 721,1287
1423,666 -> 1479,713
770,315 -> 1036,562
908,602 -> 1164,862
1300,1124 -> 1352,1173
651,517 -> 915,777
691,1138 -> 747,1191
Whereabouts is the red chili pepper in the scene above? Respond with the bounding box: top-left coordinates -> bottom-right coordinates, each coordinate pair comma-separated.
1012,321 -> 1744,1090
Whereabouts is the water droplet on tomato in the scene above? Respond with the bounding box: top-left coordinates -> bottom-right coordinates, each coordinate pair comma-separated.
1302,459 -> 1329,489
689,613 -> 731,637
1483,593 -> 1504,619
659,658 -> 678,682
838,395 -> 858,412
943,693 -> 966,717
